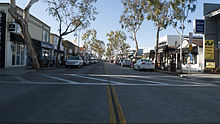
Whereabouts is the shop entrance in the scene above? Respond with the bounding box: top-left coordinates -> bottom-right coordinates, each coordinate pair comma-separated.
0,12 -> 6,68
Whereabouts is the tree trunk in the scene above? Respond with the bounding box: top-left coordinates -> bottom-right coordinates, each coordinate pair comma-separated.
179,34 -> 183,73
8,0 -> 40,69
21,24 -> 40,69
155,26 -> 160,70
56,36 -> 62,66
133,31 -> 138,58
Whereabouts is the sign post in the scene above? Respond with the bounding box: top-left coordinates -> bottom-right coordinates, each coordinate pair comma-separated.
188,32 -> 193,75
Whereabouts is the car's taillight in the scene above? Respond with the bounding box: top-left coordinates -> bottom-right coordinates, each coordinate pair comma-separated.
141,63 -> 145,65
152,63 -> 154,65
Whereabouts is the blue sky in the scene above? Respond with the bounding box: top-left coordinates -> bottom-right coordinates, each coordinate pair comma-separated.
2,0 -> 220,49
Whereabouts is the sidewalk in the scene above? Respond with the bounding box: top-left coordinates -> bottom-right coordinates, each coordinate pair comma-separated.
0,66 -> 63,77
0,67 -> 36,77
157,69 -> 220,85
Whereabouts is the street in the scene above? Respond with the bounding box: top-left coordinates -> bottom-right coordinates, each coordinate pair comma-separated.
0,62 -> 220,124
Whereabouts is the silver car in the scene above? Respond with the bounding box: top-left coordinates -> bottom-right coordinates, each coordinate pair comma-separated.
65,56 -> 83,68
121,60 -> 131,67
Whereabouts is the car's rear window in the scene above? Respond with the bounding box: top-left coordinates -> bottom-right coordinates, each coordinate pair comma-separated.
69,56 -> 80,60
141,59 -> 152,62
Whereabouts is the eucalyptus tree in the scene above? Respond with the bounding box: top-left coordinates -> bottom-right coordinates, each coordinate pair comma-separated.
106,31 -> 127,59
105,43 -> 114,60
120,42 -> 130,59
44,0 -> 97,66
90,39 -> 105,59
170,0 -> 196,73
142,0 -> 171,69
8,0 -> 40,69
120,0 -> 144,57
82,29 -> 97,53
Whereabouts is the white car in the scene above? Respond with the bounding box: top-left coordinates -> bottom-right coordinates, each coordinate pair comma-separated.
121,60 -> 131,67
65,56 -> 83,68
133,59 -> 155,71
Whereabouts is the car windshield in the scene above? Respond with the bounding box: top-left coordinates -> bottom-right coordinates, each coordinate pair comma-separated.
68,56 -> 80,60
125,60 -> 130,62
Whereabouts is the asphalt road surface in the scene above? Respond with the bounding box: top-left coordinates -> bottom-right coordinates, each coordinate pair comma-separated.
0,62 -> 220,124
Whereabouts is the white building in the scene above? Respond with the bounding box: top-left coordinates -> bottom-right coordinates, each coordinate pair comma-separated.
0,3 -> 52,68
159,35 -> 181,48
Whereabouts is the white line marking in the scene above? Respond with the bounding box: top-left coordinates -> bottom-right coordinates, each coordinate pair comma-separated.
64,74 -> 126,85
107,76 -> 171,85
0,81 -> 214,87
15,77 -> 31,83
40,74 -> 80,84
88,74 -> 204,85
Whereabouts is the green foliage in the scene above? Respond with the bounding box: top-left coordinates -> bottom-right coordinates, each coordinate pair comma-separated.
90,39 -> 105,58
144,0 -> 171,31
170,0 -> 197,34
106,30 -> 129,59
82,29 -> 105,58
44,0 -> 97,35
120,0 -> 144,33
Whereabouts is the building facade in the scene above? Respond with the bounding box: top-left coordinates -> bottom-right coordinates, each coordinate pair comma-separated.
0,3 -> 52,68
203,3 -> 220,71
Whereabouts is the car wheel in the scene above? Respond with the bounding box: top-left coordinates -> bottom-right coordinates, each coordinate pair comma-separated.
65,65 -> 68,68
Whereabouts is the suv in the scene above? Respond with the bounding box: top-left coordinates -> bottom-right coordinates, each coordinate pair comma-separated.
65,56 -> 83,68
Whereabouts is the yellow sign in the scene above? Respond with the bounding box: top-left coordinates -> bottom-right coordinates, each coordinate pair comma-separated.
205,40 -> 214,60
206,62 -> 215,68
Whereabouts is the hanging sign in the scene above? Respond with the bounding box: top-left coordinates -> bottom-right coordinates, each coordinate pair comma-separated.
205,40 -> 214,60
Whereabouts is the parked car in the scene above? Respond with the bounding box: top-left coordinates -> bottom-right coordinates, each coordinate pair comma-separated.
65,56 -> 83,68
119,59 -> 124,65
133,59 -> 154,71
114,60 -> 120,65
121,60 -> 131,67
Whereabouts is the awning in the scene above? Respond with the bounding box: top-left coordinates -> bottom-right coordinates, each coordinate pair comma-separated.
10,33 -> 53,49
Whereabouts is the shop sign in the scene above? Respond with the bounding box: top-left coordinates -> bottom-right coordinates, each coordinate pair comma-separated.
8,23 -> 16,31
205,40 -> 214,60
41,42 -> 54,49
193,19 -> 204,34
206,62 -> 215,68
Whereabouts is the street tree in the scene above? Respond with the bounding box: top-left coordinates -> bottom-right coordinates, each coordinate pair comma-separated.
120,0 -> 144,57
44,0 -> 97,66
90,39 -> 105,59
143,0 -> 171,69
170,0 -> 196,73
106,31 -> 127,59
120,42 -> 130,59
105,43 -> 114,60
82,29 -> 97,53
8,0 -> 40,69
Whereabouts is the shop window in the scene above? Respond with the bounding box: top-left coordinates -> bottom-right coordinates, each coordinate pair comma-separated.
11,42 -> 25,66
43,30 -> 49,43
12,43 -> 16,65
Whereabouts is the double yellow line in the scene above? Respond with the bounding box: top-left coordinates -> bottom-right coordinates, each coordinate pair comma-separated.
104,63 -> 127,124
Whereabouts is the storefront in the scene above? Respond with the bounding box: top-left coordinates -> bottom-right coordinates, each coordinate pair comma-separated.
0,12 -> 6,68
204,3 -> 220,71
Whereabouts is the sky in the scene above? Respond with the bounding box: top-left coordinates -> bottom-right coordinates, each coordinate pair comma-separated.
1,0 -> 220,49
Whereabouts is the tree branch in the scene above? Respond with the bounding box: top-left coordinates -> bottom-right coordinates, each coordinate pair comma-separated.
24,0 -> 39,21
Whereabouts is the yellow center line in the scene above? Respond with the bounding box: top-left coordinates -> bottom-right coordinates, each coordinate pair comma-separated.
104,63 -> 127,124
110,85 -> 127,124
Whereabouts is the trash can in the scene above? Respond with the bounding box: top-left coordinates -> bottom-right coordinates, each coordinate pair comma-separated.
170,63 -> 176,72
